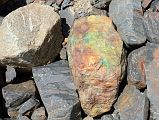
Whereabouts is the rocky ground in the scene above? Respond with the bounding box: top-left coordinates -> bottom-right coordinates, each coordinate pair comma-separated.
0,0 -> 158,120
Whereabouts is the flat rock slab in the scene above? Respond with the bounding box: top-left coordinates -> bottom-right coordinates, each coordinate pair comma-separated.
109,0 -> 146,46
127,46 -> 147,89
0,3 -> 63,68
144,12 -> 159,44
145,43 -> 159,119
67,15 -> 126,117
32,60 -> 81,120
114,85 -> 149,120
2,80 -> 36,109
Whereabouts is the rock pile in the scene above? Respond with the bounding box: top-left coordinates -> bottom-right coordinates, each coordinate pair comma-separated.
0,0 -> 159,120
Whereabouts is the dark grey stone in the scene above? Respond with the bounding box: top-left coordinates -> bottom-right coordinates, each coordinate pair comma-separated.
94,115 -> 114,120
109,0 -> 146,47
18,97 -> 40,115
90,0 -> 111,9
5,66 -> 16,83
32,60 -> 81,120
114,85 -> 149,120
127,46 -> 147,89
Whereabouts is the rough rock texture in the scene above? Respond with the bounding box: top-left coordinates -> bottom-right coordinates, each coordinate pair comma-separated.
32,60 -> 81,120
18,97 -> 39,115
17,114 -> 30,120
0,3 -> 63,68
145,43 -> 159,119
2,80 -> 36,112
114,85 -> 149,120
109,0 -> 146,46
144,12 -> 159,44
90,0 -> 111,9
31,107 -> 47,120
142,0 -> 152,9
5,66 -> 16,83
127,46 -> 147,89
67,15 -> 126,117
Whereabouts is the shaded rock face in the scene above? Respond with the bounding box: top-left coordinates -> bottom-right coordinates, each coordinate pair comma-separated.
90,0 -> 111,9
114,85 -> 149,120
67,15 -> 126,117
144,12 -> 159,44
0,3 -> 63,68
32,60 -> 81,120
109,0 -> 146,47
145,43 -> 159,119
127,46 -> 147,89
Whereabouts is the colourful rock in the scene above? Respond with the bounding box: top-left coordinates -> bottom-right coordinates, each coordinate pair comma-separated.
67,15 -> 126,117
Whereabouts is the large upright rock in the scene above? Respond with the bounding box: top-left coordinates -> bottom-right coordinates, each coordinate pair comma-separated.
32,60 -> 81,120
144,12 -> 159,44
114,85 -> 149,120
67,15 -> 126,117
145,43 -> 159,119
127,46 -> 147,89
109,0 -> 146,47
0,3 -> 63,68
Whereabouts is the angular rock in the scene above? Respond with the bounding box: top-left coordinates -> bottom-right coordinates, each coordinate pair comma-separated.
67,15 -> 126,117
109,0 -> 146,46
18,97 -> 40,115
2,80 -> 36,110
5,66 -> 16,83
114,85 -> 149,120
127,46 -> 147,89
32,60 -> 81,120
90,0 -> 111,9
17,114 -> 30,120
145,43 -> 159,119
31,107 -> 47,120
144,12 -> 159,44
0,3 -> 63,68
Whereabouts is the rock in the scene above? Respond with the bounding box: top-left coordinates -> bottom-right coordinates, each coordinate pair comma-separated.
114,85 -> 149,120
60,47 -> 67,60
109,0 -> 146,47
83,116 -> 94,120
32,60 -> 81,120
31,107 -> 47,120
5,66 -> 16,83
0,3 -> 63,68
144,12 -> 159,44
145,43 -> 159,119
17,114 -> 30,120
18,97 -> 40,115
127,46 -> 147,89
2,80 -> 36,111
0,17 -> 3,24
142,0 -> 152,9
94,115 -> 114,120
90,0 -> 111,9
67,15 -> 126,117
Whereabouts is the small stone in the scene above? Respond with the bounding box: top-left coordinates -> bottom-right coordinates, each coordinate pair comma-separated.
109,0 -> 146,47
67,15 -> 126,117
90,0 -> 111,9
60,47 -> 67,60
2,80 -> 36,109
145,43 -> 159,119
31,107 -> 47,120
114,85 -> 149,120
127,46 -> 147,89
0,3 -> 63,68
144,12 -> 159,44
5,66 -> 16,83
32,60 -> 81,120
18,97 -> 40,115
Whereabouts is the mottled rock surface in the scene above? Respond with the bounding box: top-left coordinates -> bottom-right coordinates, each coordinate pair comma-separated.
67,15 -> 126,117
114,85 -> 149,120
90,0 -> 111,9
32,60 -> 81,120
0,3 -> 63,68
144,12 -> 159,44
31,107 -> 47,120
2,80 -> 36,111
127,46 -> 147,89
109,0 -> 146,46
5,66 -> 16,83
145,43 -> 159,119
